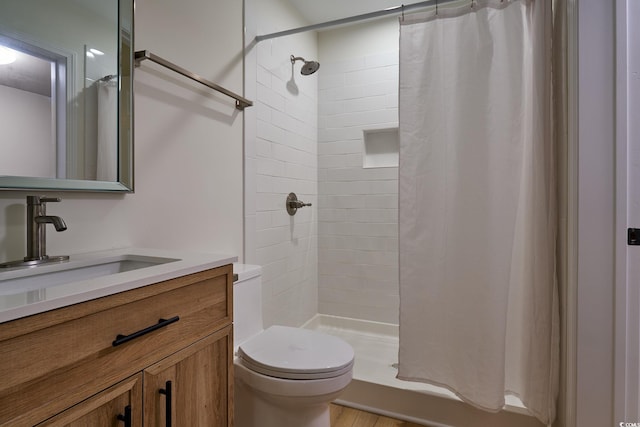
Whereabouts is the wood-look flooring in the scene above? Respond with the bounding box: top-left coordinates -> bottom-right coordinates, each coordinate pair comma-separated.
330,404 -> 424,427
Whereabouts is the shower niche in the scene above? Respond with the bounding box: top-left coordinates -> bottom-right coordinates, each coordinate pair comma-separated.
362,127 -> 399,168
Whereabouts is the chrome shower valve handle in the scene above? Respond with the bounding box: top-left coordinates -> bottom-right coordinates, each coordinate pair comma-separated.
286,193 -> 312,216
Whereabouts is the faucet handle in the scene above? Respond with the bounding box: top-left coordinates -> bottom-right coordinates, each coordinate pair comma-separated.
27,196 -> 62,205
39,197 -> 62,203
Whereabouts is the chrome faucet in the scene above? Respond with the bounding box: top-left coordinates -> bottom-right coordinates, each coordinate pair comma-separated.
25,196 -> 69,263
0,196 -> 69,268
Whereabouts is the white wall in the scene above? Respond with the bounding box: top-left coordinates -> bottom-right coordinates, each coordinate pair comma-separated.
626,0 -> 640,418
0,0 -> 243,266
614,0 -> 640,422
245,0 -> 319,327
317,19 -> 400,323
576,0 -> 616,426
0,85 -> 54,178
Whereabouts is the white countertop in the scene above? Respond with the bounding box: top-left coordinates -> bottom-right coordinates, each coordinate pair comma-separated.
0,248 -> 237,324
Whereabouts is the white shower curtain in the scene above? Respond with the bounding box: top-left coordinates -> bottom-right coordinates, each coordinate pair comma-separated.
397,0 -> 558,425
96,78 -> 118,182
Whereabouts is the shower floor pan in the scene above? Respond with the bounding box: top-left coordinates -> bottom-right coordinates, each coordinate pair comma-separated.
303,315 -> 545,427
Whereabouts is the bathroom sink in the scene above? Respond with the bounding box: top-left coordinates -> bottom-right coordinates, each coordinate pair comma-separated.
0,254 -> 179,297
0,248 -> 237,324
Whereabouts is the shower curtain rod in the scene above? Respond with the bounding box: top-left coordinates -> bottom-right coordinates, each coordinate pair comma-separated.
255,0 -> 459,42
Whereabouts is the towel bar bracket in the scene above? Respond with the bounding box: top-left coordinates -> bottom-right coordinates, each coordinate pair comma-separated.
134,50 -> 253,111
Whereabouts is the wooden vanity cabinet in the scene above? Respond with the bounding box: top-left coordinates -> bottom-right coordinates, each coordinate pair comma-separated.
0,264 -> 234,427
144,328 -> 232,426
36,374 -> 143,427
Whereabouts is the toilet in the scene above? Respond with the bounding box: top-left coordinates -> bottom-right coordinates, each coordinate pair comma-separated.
233,264 -> 354,427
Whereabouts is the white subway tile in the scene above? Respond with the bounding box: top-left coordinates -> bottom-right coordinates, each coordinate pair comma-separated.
361,168 -> 399,180
256,175 -> 273,193
326,195 -> 366,209
353,236 -> 398,252
272,109 -> 298,132
354,250 -> 398,268
255,102 -> 272,123
318,301 -> 398,324
361,80 -> 398,97
342,96 -> 388,114
345,66 -> 397,86
285,163 -> 316,181
271,143 -> 299,164
368,180 -> 399,194
255,192 -> 284,212
364,194 -> 398,209
255,241 -> 291,264
319,85 -> 366,102
364,51 -> 399,68
318,208 -> 348,222
257,119 -> 285,143
255,138 -> 272,158
318,140 -> 362,156
339,109 -> 398,128
318,287 -> 398,310
256,158 -> 285,177
319,72 -> 345,90
256,211 -> 272,230
261,259 -> 288,283
318,248 -> 356,265
318,127 -> 362,143
385,93 -> 398,109
256,226 -> 289,248
320,57 -> 366,74
347,208 -> 398,223
257,83 -> 285,111
256,40 -> 274,69
319,154 -> 345,169
319,101 -> 346,117
257,65 -> 272,87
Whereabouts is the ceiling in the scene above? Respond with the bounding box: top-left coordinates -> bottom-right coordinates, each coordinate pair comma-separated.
0,50 -> 51,97
287,0 -> 427,27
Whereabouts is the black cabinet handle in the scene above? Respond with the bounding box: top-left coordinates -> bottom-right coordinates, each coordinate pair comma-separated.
112,316 -> 180,347
117,405 -> 132,427
159,380 -> 173,427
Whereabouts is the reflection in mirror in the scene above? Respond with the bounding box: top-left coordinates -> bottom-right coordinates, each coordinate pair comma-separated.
0,36 -> 70,179
0,0 -> 133,192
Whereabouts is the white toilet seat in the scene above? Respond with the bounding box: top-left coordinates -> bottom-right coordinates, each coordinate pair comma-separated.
234,358 -> 353,398
237,325 -> 355,380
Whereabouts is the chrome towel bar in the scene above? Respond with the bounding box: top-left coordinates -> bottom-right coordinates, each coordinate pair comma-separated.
134,50 -> 253,110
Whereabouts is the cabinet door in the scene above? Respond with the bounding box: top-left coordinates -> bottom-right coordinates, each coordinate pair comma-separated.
36,374 -> 142,427
144,326 -> 233,427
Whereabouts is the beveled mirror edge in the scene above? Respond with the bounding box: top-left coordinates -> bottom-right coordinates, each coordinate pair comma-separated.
0,177 -> 132,192
0,0 -> 135,193
118,0 -> 135,193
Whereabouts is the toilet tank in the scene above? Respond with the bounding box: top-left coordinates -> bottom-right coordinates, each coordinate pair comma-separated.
233,263 -> 263,348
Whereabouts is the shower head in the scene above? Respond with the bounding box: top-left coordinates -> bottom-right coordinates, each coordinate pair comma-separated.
291,55 -> 320,75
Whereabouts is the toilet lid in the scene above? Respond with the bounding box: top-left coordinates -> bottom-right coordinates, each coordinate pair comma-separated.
237,325 -> 355,380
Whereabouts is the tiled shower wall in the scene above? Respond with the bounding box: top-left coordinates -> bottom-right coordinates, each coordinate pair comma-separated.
245,11 -> 401,326
245,0 -> 319,328
317,20 -> 400,324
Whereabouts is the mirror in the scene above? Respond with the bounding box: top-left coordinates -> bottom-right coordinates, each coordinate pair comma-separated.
0,0 -> 133,192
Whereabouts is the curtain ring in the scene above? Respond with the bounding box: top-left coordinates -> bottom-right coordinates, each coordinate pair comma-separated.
401,4 -> 405,21
471,0 -> 475,8
435,0 -> 439,15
